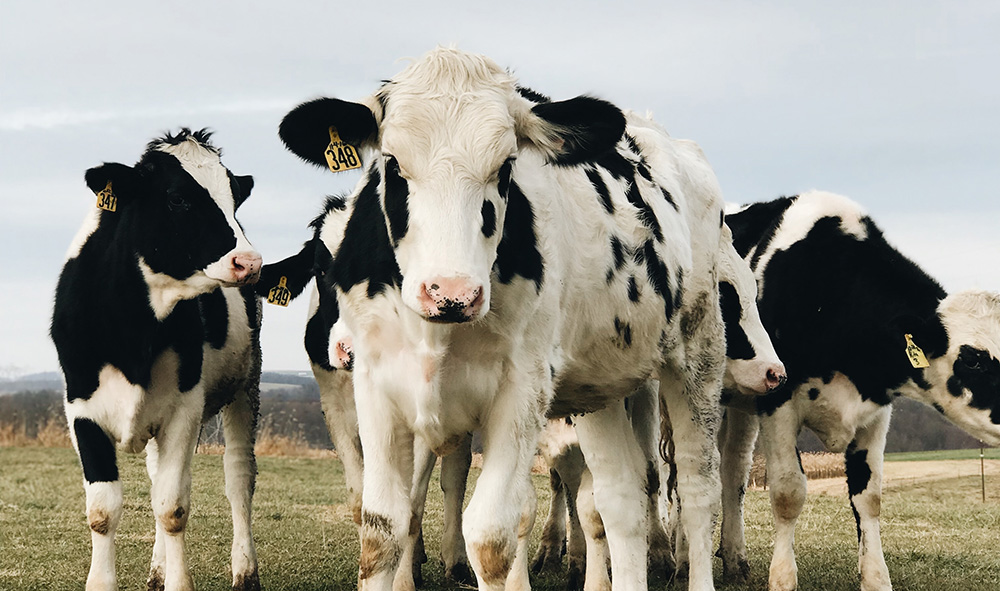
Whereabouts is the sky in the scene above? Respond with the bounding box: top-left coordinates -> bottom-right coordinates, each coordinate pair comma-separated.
2,1 -> 998,376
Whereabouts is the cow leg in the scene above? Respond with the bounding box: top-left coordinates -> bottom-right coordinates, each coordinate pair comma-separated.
658,363 -> 723,591
563,464 -> 588,591
316,366 -> 365,529
440,433 -> 473,584
759,408 -> 807,591
393,444 -> 436,591
576,467 -> 611,591
221,387 -> 261,591
145,439 -> 166,591
718,407 -> 759,584
848,407 -> 892,591
70,416 -> 123,591
462,383 -> 541,591
627,381 -> 673,579
531,468 -> 568,574
574,402 -> 648,591
506,484 -> 538,591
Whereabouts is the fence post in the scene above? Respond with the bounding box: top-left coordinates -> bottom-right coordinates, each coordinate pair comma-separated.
981,442 -> 986,503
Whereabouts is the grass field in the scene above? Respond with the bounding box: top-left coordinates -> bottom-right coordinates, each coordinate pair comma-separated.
2,447 -> 1000,590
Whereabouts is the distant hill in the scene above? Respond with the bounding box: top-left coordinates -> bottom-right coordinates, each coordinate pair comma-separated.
0,372 -> 63,394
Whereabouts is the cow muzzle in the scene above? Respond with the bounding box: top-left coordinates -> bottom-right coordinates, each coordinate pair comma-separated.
208,250 -> 262,286
416,277 -> 485,323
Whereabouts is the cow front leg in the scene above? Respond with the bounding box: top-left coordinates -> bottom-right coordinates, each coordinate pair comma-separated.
658,364 -> 722,591
718,407 -> 760,584
70,417 -> 123,591
759,408 -> 807,591
316,366 -> 365,529
627,381 -> 673,579
848,407 -> 892,591
222,387 -> 261,591
393,443 -> 436,591
462,387 -> 541,591
574,402 -> 648,591
576,467 -> 611,591
145,439 -> 166,591
440,433 -> 473,584
150,399 -> 203,591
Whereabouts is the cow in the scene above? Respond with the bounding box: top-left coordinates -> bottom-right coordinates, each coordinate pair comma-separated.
276,47 -> 730,591
530,223 -> 786,590
51,129 -> 263,591
718,190 -> 1000,591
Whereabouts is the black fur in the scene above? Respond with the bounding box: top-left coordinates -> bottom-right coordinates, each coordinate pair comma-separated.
199,288 -> 229,350
627,276 -> 640,303
845,443 -> 872,497
625,173 -> 663,242
948,346 -> 1000,423
516,86 -> 551,104
586,168 -> 614,214
481,200 -> 497,238
531,97 -> 626,166
278,98 -> 378,168
641,240 -> 677,321
383,156 -> 409,246
719,281 -> 754,360
74,418 -> 119,483
726,198 -> 950,416
494,179 -> 544,291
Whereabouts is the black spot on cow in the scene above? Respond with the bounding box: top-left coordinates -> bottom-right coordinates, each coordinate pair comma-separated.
610,236 -> 626,272
383,156 -> 409,246
729,200 -> 950,416
74,418 -> 119,483
719,281 -> 754,360
627,276 -> 640,303
948,345 -> 1000,423
586,168 -> 614,214
808,388 -> 820,400
933,402 -> 946,414
305,243 -> 341,371
198,288 -> 228,350
845,443 -> 871,497
660,188 -> 678,211
332,166 -> 403,298
494,180 -> 544,291
481,200 -> 497,238
641,241 -> 676,321
593,148 -> 635,181
498,158 -> 513,201
614,316 -> 632,348
625,175 -> 662,242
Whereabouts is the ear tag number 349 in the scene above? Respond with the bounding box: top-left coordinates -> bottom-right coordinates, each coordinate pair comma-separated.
325,127 -> 361,172
267,276 -> 292,307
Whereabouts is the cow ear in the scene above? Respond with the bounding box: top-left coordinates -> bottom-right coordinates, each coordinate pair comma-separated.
516,96 -> 626,165
889,313 -> 949,359
255,238 -> 318,299
233,174 -> 254,208
279,98 -> 378,169
84,163 -> 141,203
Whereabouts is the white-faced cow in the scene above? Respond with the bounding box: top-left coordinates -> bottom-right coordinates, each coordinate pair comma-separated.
51,129 -> 263,591
278,47 -> 730,591
530,224 -> 785,590
719,190 -> 1000,591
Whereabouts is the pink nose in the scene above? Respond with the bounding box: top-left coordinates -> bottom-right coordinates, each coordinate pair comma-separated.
334,337 -> 354,371
764,365 -> 787,392
417,277 -> 484,322
231,252 -> 262,284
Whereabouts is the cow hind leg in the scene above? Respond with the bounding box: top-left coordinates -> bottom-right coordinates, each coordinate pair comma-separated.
718,407 -> 759,584
440,434 -> 473,585
531,468 -> 568,574
576,468 -> 611,591
222,387 -> 261,591
574,402 -> 648,591
759,409 -> 808,591
72,418 -> 123,591
848,407 -> 892,591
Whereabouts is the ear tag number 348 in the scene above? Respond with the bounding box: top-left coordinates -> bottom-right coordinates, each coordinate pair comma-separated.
96,180 -> 117,212
325,127 -> 361,172
267,276 -> 292,307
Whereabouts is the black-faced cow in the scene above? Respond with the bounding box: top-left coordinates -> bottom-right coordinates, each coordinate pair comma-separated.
51,129 -> 263,591
720,190 -> 1000,591
530,225 -> 785,590
278,47 -> 729,591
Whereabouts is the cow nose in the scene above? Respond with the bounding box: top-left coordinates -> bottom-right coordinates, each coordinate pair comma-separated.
418,277 -> 484,322
334,336 -> 354,371
231,252 -> 262,284
765,366 -> 787,392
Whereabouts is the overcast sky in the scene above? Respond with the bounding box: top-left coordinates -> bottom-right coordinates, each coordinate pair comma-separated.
2,1 -> 998,376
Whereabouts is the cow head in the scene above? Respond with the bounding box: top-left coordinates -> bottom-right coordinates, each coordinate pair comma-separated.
718,229 -> 786,395
85,129 -> 260,293
915,290 -> 1000,445
278,47 -> 624,323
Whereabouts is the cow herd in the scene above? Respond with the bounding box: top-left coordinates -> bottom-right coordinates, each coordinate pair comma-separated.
49,47 -> 1000,591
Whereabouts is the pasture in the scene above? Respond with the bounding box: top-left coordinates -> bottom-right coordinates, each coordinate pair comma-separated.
1,446 -> 999,590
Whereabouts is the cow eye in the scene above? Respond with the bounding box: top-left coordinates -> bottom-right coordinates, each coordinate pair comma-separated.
960,348 -> 988,371
168,195 -> 190,211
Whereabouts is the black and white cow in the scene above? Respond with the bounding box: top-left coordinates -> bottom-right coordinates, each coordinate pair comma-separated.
720,190 -> 1000,591
51,129 -> 263,591
530,224 -> 786,590
278,47 -> 730,591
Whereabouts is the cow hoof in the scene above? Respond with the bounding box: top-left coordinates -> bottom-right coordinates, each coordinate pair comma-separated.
233,569 -> 261,591
446,561 -> 475,586
722,558 -> 750,585
146,569 -> 165,591
530,541 -> 566,574
566,563 -> 584,591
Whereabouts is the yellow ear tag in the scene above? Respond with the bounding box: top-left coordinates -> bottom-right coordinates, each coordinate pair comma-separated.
96,180 -> 117,212
266,276 -> 292,307
904,334 -> 930,369
324,126 -> 362,172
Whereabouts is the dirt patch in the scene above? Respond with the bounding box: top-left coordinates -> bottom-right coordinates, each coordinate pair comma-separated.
807,459 -> 1000,496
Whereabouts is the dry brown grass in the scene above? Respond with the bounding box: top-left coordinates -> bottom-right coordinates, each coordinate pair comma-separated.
748,451 -> 846,489
0,414 -> 70,448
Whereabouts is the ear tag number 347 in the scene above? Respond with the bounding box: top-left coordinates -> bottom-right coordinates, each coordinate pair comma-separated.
325,127 -> 361,172
96,180 -> 117,212
267,276 -> 292,307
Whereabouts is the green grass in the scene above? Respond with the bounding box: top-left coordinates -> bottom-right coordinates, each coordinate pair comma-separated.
2,446 -> 1000,590
885,447 -> 1000,462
